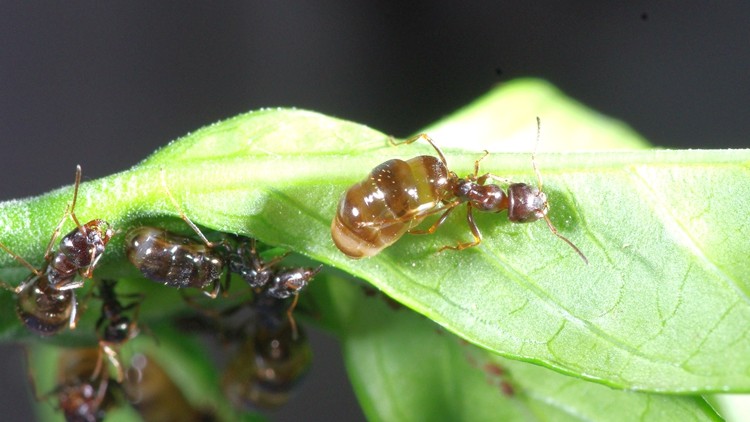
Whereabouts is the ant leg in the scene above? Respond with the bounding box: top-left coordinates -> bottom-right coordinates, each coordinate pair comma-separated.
10,274 -> 42,295
439,204 -> 483,252
93,344 -> 122,382
90,372 -> 110,410
286,294 -> 300,341
0,241 -> 42,277
55,278 -> 85,291
203,278 -> 221,299
476,173 -> 513,185
356,202 -> 458,229
91,346 -> 106,381
389,133 -> 449,168
407,206 -> 457,235
249,238 -> 289,271
68,294 -> 79,330
181,290 -> 211,313
102,345 -> 123,382
160,169 -> 214,248
0,280 -> 15,293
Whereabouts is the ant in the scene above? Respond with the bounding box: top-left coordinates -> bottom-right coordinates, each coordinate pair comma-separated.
331,118 -> 588,263
24,347 -> 117,422
0,166 -> 114,335
227,238 -> 320,332
92,279 -> 143,382
54,347 -> 118,422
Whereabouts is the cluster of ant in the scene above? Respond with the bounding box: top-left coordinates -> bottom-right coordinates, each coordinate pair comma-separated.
2,121 -> 586,421
0,167 -> 320,421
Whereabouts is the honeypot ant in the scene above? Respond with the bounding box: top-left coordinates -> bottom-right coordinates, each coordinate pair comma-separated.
331,118 -> 588,263
0,166 -> 114,335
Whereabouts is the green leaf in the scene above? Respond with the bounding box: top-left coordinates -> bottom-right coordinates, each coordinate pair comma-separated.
1,79 -> 748,395
316,275 -> 721,421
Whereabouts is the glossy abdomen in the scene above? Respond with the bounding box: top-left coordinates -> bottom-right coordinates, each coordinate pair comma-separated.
17,274 -> 74,336
331,155 -> 450,258
125,227 -> 223,290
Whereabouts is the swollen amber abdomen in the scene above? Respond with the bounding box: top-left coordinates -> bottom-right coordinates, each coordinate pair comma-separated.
331,155 -> 449,258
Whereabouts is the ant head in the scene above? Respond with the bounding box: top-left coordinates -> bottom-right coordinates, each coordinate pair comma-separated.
82,220 -> 115,247
507,117 -> 588,264
102,317 -> 134,344
507,183 -> 548,223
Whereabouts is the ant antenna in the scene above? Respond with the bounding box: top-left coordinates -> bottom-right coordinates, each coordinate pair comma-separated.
542,215 -> 589,265
532,117 -> 544,192
69,165 -> 85,231
160,169 -> 214,248
533,117 -> 588,265
287,294 -> 300,341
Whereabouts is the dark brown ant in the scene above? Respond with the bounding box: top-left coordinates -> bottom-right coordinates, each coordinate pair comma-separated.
125,227 -> 225,298
227,238 -> 321,331
92,279 -> 143,382
0,166 -> 114,335
331,118 -> 587,263
125,353 -> 216,422
125,171 -> 235,298
54,347 -> 118,422
25,347 -> 118,422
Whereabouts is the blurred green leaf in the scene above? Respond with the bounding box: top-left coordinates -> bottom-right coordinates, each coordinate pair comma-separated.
315,274 -> 721,421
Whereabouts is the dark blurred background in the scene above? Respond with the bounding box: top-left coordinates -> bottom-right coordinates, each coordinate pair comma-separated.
0,2 -> 747,421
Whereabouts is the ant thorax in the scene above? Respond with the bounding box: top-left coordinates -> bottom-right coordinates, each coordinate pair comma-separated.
453,178 -> 508,212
